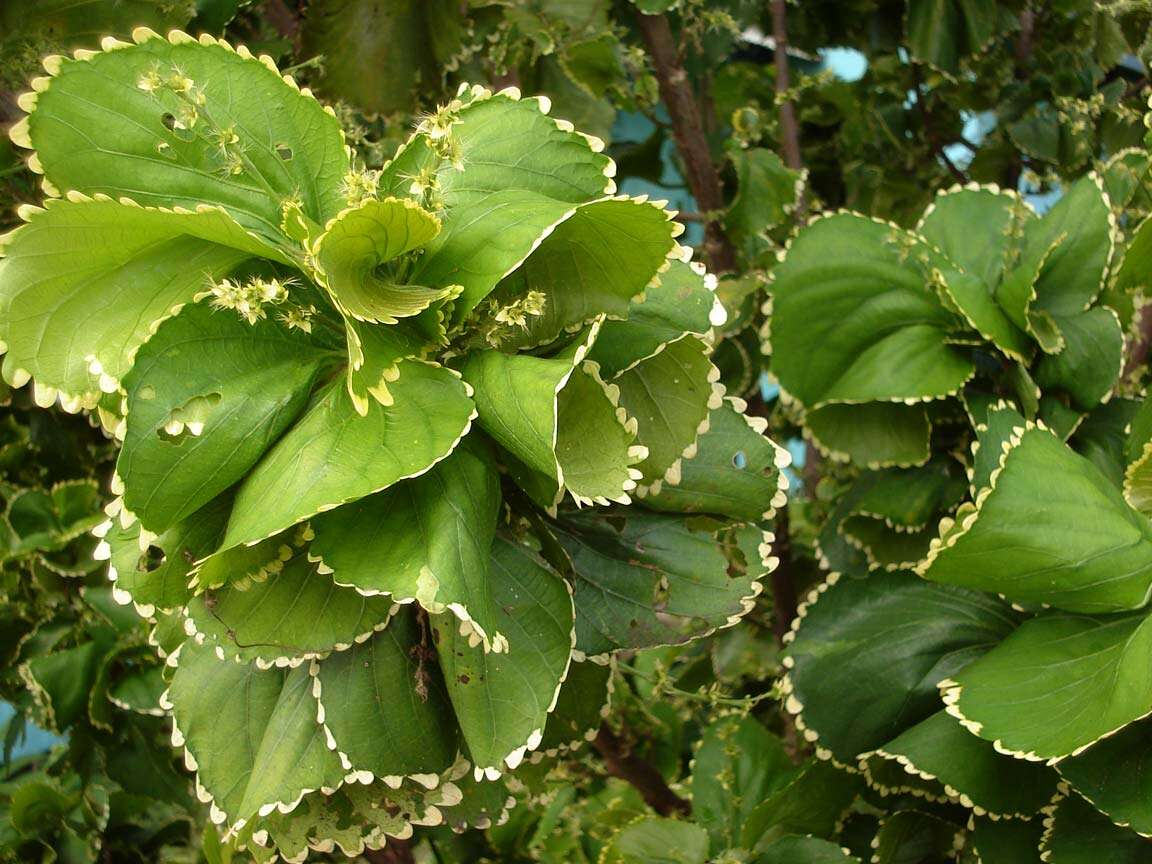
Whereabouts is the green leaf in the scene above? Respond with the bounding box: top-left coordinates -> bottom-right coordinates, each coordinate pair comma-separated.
391,92 -> 617,323
185,555 -> 395,666
489,197 -> 679,350
1039,793 -> 1152,862
601,817 -> 710,864
21,637 -> 114,732
23,33 -> 350,238
783,571 -> 1018,762
940,612 -> 1152,760
770,213 -> 973,407
870,810 -> 962,864
1034,308 -> 1123,411
754,836 -> 859,863
805,403 -> 931,468
0,197 -> 281,403
119,302 -> 336,532
312,609 -> 458,782
540,659 -> 612,753
644,399 -> 790,523
313,197 -> 457,324
970,401 -> 1026,494
690,715 -> 795,850
167,640 -> 344,827
588,259 -> 718,379
310,436 -> 503,651
556,510 -> 760,657
300,0 -> 463,116
867,710 -> 1058,817
906,0 -> 1004,74
1059,716 -> 1152,836
724,145 -> 803,242
462,330 -> 640,509
743,760 -> 863,850
104,495 -> 229,613
917,186 -> 1031,290
609,335 -> 720,491
968,816 -> 1044,864
839,516 -> 934,571
221,361 -> 475,549
1012,175 -> 1113,324
920,424 -> 1152,613
434,537 -> 574,776
848,461 -> 966,530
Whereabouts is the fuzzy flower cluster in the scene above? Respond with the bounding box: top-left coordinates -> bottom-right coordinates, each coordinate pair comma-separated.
203,276 -> 297,325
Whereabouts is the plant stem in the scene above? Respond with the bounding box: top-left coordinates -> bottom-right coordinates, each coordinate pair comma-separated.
634,12 -> 738,274
593,723 -> 691,816
770,0 -> 804,177
911,63 -> 968,185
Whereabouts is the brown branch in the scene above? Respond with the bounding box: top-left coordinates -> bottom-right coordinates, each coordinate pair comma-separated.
634,12 -> 738,274
593,723 -> 691,816
1124,303 -> 1152,382
1006,6 -> 1036,189
770,1 -> 803,175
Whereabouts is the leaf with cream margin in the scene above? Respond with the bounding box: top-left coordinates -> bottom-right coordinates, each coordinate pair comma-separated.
869,810 -> 962,864
309,435 -> 504,652
754,836 -> 860,863
609,335 -> 720,490
769,213 -> 974,408
0,196 -> 284,404
644,399 -> 790,523
588,258 -> 717,378
390,92 -> 618,323
742,760 -> 863,851
917,185 -> 1032,290
166,640 -> 344,829
22,32 -> 350,239
221,361 -> 475,550
968,816 -> 1044,864
1038,792 -> 1152,861
940,612 -> 1152,761
805,402 -> 932,468
184,555 -> 395,666
906,0 -> 1005,75
312,609 -> 458,780
554,510 -> 761,657
433,537 -> 574,777
970,401 -> 1026,494
312,197 -> 457,324
489,196 -> 679,350
119,302 -> 338,533
868,709 -> 1059,817
1012,174 -> 1113,323
782,571 -> 1018,763
690,714 -> 795,850
920,424 -> 1152,613
1058,715 -> 1152,836
104,495 -> 229,613
1034,307 -> 1124,411
461,330 -> 641,509
601,817 -> 710,864
916,187 -> 1034,361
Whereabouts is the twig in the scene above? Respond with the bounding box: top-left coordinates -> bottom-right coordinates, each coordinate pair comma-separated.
1124,303 -> 1152,382
911,64 -> 968,185
1006,6 -> 1036,189
634,12 -> 738,274
770,1 -> 804,176
593,723 -> 691,816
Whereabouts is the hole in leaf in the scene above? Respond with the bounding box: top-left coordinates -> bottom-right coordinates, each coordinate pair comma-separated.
161,112 -> 176,130
157,392 -> 222,443
275,144 -> 293,161
732,450 -> 747,469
